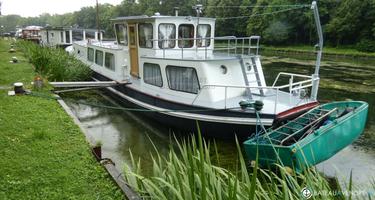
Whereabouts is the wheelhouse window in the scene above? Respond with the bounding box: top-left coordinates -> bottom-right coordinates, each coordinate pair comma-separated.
158,23 -> 176,49
105,52 -> 115,71
138,23 -> 153,48
87,48 -> 94,62
65,31 -> 71,43
197,24 -> 211,47
60,31 -> 64,42
166,66 -> 199,94
115,24 -> 128,45
95,50 -> 103,66
144,63 -> 163,87
178,24 -> 194,48
72,30 -> 83,41
85,31 -> 95,40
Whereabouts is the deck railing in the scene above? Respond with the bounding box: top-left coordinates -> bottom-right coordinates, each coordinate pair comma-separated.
149,36 -> 260,60
191,72 -> 319,114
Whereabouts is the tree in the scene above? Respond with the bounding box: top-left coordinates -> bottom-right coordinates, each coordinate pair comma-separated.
326,0 -> 374,46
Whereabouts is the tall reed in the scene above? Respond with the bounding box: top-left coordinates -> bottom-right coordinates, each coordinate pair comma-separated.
17,41 -> 92,81
122,125 -> 371,200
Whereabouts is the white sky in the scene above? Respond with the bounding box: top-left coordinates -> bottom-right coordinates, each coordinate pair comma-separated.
1,0 -> 123,17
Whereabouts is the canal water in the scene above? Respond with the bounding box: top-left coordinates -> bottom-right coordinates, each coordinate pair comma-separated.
63,53 -> 375,187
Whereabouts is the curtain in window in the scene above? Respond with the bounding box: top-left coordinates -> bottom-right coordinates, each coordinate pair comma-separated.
95,50 -> 103,66
139,24 -> 153,48
167,66 -> 199,94
144,63 -> 162,87
105,53 -> 115,71
158,24 -> 176,48
115,24 -> 128,45
197,25 -> 211,47
178,24 -> 194,48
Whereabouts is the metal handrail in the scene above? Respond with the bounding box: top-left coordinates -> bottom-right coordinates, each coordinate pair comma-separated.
191,73 -> 318,113
148,35 -> 260,59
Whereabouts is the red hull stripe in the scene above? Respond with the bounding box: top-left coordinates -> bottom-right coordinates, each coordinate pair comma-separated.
276,101 -> 319,119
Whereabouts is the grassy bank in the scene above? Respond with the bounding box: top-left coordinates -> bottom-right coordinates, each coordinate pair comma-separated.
0,39 -> 122,199
263,45 -> 375,58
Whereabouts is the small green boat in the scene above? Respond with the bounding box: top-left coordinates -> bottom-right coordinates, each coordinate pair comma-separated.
243,101 -> 369,172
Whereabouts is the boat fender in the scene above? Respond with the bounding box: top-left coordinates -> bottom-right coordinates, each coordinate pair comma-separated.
239,100 -> 264,111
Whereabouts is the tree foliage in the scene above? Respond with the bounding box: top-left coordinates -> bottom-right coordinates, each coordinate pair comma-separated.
0,0 -> 374,50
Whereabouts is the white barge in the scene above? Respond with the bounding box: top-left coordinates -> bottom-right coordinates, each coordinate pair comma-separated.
71,3 -> 322,138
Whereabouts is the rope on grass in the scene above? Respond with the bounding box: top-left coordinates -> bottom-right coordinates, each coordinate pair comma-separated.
27,91 -> 245,113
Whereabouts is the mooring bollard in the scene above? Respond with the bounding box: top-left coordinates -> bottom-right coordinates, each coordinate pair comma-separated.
12,57 -> 18,63
33,76 -> 43,89
14,82 -> 25,94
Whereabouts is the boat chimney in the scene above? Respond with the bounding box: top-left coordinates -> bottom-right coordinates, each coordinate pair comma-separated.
174,7 -> 179,16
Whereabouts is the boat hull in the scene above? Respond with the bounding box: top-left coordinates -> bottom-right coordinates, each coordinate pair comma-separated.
93,72 -> 277,139
243,101 -> 369,171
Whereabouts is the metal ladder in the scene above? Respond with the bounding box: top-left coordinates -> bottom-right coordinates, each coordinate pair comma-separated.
264,108 -> 338,145
239,56 -> 264,97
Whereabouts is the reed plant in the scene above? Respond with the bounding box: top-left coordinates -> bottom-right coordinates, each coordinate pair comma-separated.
17,41 -> 92,81
123,124 -> 372,200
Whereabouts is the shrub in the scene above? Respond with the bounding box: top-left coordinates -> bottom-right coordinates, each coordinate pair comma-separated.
17,41 -> 92,81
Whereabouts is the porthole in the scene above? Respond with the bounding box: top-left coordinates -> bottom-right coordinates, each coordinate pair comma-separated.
220,65 -> 227,74
245,62 -> 252,71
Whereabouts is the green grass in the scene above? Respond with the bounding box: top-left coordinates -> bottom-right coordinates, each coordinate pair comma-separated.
0,38 -> 122,199
262,45 -> 375,58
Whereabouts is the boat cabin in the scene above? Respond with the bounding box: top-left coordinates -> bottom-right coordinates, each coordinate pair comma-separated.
72,14 -> 317,119
41,27 -> 103,47
21,26 -> 43,43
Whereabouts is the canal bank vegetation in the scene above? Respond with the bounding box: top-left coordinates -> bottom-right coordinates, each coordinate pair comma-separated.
0,39 -> 122,199
17,41 -> 92,81
123,128 -> 372,200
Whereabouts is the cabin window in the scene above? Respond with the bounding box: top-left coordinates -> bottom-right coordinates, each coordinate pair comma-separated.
139,23 -> 153,48
95,50 -> 104,66
60,31 -> 64,43
166,66 -> 199,94
197,24 -> 211,47
105,52 -> 115,71
65,31 -> 71,43
72,30 -> 83,41
86,31 -> 95,40
158,23 -> 176,49
178,24 -> 194,48
88,48 -> 94,62
144,63 -> 163,87
115,24 -> 128,45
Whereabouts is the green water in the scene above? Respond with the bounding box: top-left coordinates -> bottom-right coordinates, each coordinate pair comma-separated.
64,53 -> 375,186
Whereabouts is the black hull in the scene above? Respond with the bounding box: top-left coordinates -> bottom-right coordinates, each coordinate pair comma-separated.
93,72 -> 276,140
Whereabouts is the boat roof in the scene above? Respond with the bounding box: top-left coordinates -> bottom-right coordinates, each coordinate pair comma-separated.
40,26 -> 104,33
112,15 -> 216,22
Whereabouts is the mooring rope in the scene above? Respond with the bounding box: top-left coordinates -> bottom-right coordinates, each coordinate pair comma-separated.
27,91 -> 246,113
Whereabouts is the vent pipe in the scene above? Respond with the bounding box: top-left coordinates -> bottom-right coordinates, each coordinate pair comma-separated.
174,7 -> 179,16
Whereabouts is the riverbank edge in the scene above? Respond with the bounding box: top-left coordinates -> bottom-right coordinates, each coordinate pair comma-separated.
0,38 -> 122,199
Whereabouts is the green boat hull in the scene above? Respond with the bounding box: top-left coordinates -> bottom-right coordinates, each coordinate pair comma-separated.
243,101 -> 369,171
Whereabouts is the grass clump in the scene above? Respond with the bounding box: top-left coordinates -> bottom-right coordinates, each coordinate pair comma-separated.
123,124 -> 372,200
17,40 -> 92,81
